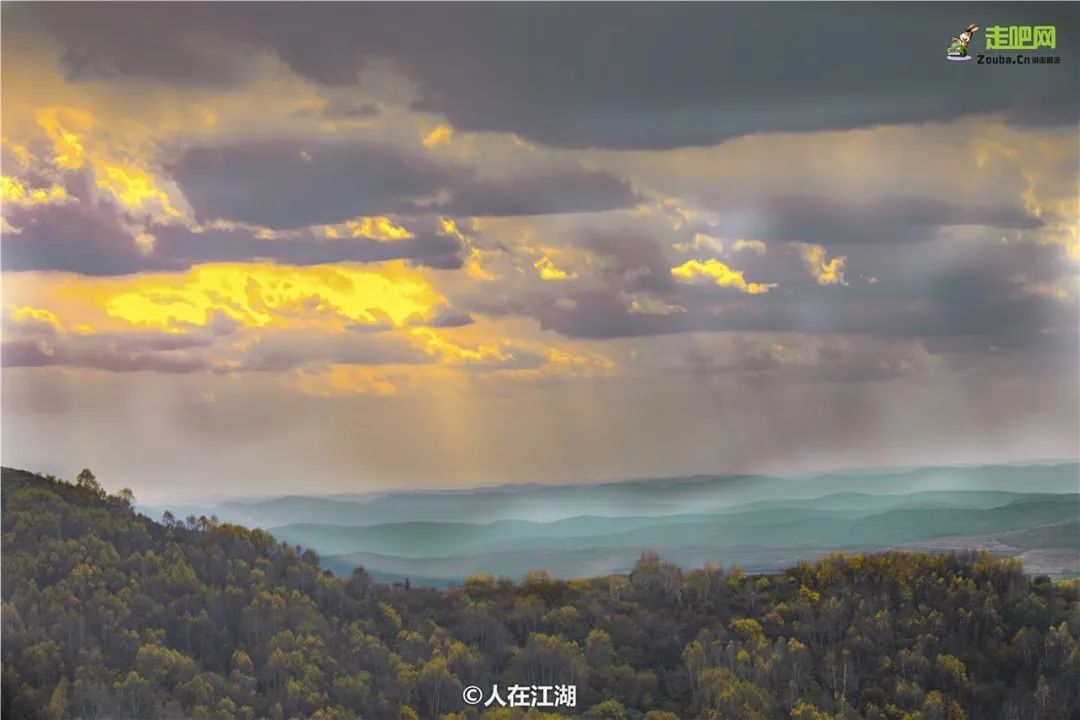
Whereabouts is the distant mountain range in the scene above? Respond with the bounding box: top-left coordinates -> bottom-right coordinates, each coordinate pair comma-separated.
137,463 -> 1080,586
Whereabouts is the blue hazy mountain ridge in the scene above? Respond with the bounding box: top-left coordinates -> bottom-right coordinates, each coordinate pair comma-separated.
135,463 -> 1080,585
137,463 -> 1080,527
265,493 -> 1072,558
310,508 -> 1079,588
270,498 -> 1077,564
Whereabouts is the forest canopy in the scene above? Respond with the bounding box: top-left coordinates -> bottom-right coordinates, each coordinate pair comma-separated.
2,467 -> 1078,720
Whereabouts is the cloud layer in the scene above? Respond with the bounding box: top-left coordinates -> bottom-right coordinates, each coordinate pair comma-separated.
1,3 -> 1077,496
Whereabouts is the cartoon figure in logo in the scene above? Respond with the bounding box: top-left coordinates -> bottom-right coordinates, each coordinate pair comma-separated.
947,24 -> 979,59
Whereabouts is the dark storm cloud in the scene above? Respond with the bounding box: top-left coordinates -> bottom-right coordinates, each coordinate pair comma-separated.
8,3 -> 1078,149
919,241 -> 1077,341
2,2 -> 255,87
1,200 -> 464,275
169,140 -> 639,228
1,307 -> 228,361
508,228 -> 1077,350
583,231 -> 676,292
0,314 -> 443,376
2,200 -> 149,275
149,223 -> 465,271
1,335 -> 212,374
0,305 -> 479,376
528,291 -> 697,340
169,141 -> 454,229
420,307 -> 475,329
704,194 -> 1044,246
533,284 -> 1075,346
315,99 -> 381,121
438,168 -> 640,218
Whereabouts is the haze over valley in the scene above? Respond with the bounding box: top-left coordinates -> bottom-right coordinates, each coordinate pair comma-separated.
137,462 -> 1080,586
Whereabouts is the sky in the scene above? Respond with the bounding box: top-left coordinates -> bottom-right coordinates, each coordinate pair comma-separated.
1,3 -> 1078,503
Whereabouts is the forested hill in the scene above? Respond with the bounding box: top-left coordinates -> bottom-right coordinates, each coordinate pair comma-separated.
2,467 -> 1079,720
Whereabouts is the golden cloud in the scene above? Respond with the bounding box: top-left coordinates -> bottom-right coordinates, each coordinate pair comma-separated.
673,232 -> 725,254
9,305 -> 65,332
1013,281 -> 1069,302
348,216 -> 414,241
35,106 -> 90,169
31,105 -> 181,219
732,239 -> 768,255
797,244 -> 847,286
670,258 -> 775,294
970,126 -> 1079,262
409,327 -> 508,365
1,176 -> 69,206
283,320 -> 617,397
4,262 -> 446,334
423,124 -> 454,149
624,293 -> 686,315
534,255 -> 578,281
441,218 -> 497,281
